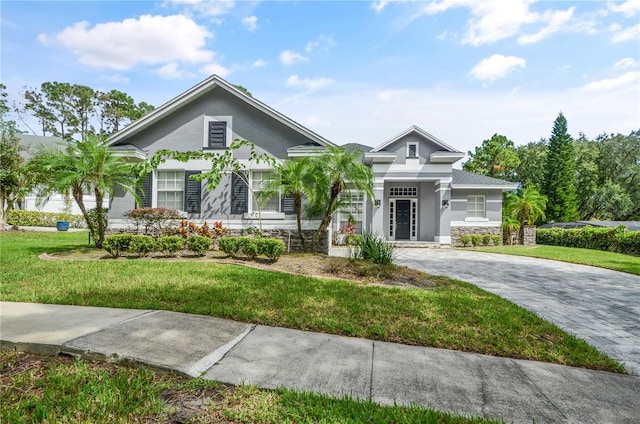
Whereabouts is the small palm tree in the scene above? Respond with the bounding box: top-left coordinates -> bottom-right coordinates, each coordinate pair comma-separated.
306,146 -> 374,251
504,186 -> 547,243
29,135 -> 139,248
259,158 -> 312,249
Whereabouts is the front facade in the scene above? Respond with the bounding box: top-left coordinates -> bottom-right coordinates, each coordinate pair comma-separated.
107,75 -> 516,246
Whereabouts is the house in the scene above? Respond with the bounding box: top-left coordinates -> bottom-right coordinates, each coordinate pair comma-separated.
107,75 -> 516,248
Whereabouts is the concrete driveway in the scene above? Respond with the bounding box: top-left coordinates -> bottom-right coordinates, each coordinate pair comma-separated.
394,249 -> 640,374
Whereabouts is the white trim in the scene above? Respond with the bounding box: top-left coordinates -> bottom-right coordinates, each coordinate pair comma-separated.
464,217 -> 489,222
451,221 -> 502,227
452,184 -> 517,191
434,236 -> 452,244
388,198 -> 417,241
244,212 -> 285,220
430,151 -> 465,163
406,141 -> 419,159
371,125 -> 461,153
203,116 -> 233,148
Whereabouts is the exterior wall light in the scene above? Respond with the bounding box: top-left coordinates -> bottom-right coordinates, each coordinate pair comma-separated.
375,199 -> 381,207
441,200 -> 449,208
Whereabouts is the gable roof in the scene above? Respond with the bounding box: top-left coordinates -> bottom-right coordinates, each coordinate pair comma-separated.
451,169 -> 518,191
371,125 -> 461,153
107,75 -> 335,148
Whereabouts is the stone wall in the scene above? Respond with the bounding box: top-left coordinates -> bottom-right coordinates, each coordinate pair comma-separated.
503,225 -> 536,246
224,229 -> 329,254
451,226 -> 502,247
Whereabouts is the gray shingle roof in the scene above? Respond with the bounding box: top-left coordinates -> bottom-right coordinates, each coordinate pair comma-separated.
452,169 -> 517,186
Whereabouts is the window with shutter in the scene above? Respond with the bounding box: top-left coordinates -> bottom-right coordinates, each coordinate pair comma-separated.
136,173 -> 152,208
231,172 -> 248,214
184,171 -> 201,213
208,121 -> 226,148
281,195 -> 295,214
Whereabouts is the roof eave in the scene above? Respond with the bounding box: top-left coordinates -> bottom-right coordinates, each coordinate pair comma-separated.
430,151 -> 465,163
452,184 -> 517,192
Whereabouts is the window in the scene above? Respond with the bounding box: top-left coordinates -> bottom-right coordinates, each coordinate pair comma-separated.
157,171 -> 184,210
252,171 -> 279,212
338,191 -> 365,233
389,187 -> 417,197
467,195 -> 485,218
208,121 -> 226,148
407,142 -> 418,159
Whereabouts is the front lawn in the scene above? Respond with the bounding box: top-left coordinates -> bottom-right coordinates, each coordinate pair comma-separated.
1,352 -> 502,424
471,244 -> 640,276
0,231 -> 624,372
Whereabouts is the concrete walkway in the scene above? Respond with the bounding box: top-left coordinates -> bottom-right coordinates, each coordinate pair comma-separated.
2,302 -> 639,424
394,249 -> 640,374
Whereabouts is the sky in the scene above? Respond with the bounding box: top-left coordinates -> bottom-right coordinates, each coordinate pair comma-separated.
2,0 -> 639,157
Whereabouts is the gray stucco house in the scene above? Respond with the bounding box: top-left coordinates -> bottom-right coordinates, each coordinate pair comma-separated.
107,75 -> 516,246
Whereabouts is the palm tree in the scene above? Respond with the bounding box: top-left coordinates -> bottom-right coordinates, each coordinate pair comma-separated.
504,186 -> 547,243
259,158 -> 312,249
306,146 -> 374,251
29,135 -> 139,248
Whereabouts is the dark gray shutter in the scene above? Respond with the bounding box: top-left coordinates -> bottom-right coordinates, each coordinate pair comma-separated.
282,195 -> 295,214
136,173 -> 152,208
231,172 -> 248,214
208,121 -> 226,148
184,171 -> 201,214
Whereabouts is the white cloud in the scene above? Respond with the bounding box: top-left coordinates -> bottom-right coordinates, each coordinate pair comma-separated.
242,15 -> 257,31
469,54 -> 526,82
611,23 -> 640,42
157,62 -> 187,79
372,0 -> 390,13
101,74 -> 130,84
200,62 -> 231,77
518,7 -> 574,44
252,59 -> 267,68
378,90 -> 399,101
279,50 -> 308,66
164,0 -> 235,17
41,15 -> 214,70
581,71 -> 640,91
305,35 -> 336,53
614,57 -> 638,70
608,0 -> 640,17
286,75 -> 334,90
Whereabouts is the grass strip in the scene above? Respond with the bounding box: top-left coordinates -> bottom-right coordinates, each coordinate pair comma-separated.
0,231 -> 624,372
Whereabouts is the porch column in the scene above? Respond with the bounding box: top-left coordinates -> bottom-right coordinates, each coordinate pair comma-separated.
434,179 -> 452,244
370,178 -> 385,236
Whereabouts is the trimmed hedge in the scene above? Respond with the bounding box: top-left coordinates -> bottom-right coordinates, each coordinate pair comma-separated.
103,234 -> 134,258
537,225 -> 640,256
186,235 -> 211,256
219,236 -> 285,261
7,210 -> 85,228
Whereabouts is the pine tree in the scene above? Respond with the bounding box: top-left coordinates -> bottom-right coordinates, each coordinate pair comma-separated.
543,112 -> 579,222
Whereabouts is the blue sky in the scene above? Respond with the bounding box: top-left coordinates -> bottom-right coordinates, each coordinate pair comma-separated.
2,0 -> 639,156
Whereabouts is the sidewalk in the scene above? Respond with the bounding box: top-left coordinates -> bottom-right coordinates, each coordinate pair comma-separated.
1,302 -> 639,424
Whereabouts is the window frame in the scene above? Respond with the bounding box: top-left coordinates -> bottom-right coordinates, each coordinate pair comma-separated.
156,170 -> 185,211
250,170 -> 281,215
466,195 -> 486,219
406,142 -> 419,159
203,116 -> 233,149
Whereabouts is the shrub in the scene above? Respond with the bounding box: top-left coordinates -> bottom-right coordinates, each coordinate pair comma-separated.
459,235 -> 472,247
7,210 -> 85,228
239,237 -> 259,259
124,207 -> 181,237
537,225 -> 639,256
491,235 -> 502,246
128,235 -> 156,257
481,234 -> 492,246
470,234 -> 482,247
157,236 -> 184,257
87,208 -> 108,231
355,231 -> 396,266
103,234 -> 134,258
258,238 -> 286,261
186,236 -> 211,256
218,237 -> 241,257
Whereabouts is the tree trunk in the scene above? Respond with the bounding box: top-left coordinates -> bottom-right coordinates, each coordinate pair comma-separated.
94,188 -> 106,249
294,194 -> 305,250
72,187 -> 96,246
311,186 -> 341,252
0,189 -> 9,229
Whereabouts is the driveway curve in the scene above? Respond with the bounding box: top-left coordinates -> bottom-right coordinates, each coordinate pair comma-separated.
394,249 -> 640,374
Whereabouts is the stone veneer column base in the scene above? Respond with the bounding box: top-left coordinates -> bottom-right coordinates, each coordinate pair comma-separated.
450,226 -> 502,247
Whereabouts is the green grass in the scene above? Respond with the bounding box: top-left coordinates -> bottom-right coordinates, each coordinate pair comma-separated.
0,231 -> 624,372
471,244 -> 640,276
1,352 -> 502,423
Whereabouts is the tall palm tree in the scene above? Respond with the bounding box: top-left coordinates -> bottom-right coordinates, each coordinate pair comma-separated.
29,135 -> 139,248
306,146 -> 374,251
504,186 -> 547,243
259,158 -> 312,249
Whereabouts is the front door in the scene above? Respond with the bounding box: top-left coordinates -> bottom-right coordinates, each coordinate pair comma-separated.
395,199 -> 411,240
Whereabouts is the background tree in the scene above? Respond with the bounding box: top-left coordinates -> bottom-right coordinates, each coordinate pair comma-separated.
28,135 -> 139,247
514,139 -> 547,189
573,134 -> 599,219
542,112 -> 578,222
463,133 -> 520,181
305,146 -> 374,251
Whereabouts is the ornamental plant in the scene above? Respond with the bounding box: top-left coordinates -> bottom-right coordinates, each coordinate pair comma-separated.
186,235 -> 211,256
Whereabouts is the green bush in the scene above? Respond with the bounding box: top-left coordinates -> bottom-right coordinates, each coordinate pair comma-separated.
470,234 -> 482,247
354,231 -> 396,266
258,238 -> 285,261
186,236 -> 211,256
491,235 -> 502,246
481,234 -> 492,246
124,207 -> 181,237
459,235 -> 472,247
537,225 -> 639,256
7,210 -> 85,228
128,235 -> 156,257
103,234 -> 134,258
219,237 -> 241,257
157,236 -> 184,257
87,208 -> 108,231
239,237 -> 259,259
